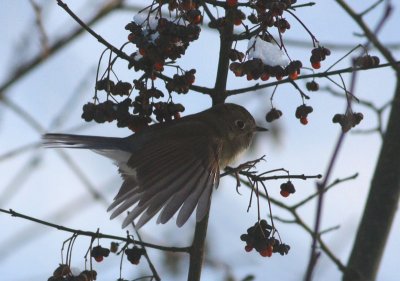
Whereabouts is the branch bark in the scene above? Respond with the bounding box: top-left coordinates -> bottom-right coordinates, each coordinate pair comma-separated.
343,75 -> 400,281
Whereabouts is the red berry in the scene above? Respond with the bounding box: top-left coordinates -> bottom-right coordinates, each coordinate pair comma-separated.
300,116 -> 308,125
311,61 -> 321,69
260,248 -> 273,257
154,62 -> 164,71
245,245 -> 253,252
276,74 -> 283,81
139,48 -> 146,56
174,112 -> 181,119
227,0 -> 238,7
261,73 -> 270,81
192,15 -> 202,24
289,72 -> 298,80
280,190 -> 290,197
94,256 -> 104,262
246,73 -> 253,80
233,18 -> 242,26
127,33 -> 135,42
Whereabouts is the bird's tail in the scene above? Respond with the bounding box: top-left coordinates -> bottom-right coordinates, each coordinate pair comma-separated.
42,133 -> 126,150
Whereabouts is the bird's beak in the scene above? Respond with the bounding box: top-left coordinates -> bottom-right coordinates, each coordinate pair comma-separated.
255,126 -> 268,132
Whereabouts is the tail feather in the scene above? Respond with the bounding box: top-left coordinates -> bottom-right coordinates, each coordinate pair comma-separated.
43,133 -> 126,150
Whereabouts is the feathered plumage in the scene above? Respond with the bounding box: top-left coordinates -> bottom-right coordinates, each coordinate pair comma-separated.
43,103 -> 263,228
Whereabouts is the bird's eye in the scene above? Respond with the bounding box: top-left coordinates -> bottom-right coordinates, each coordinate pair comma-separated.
235,119 -> 245,129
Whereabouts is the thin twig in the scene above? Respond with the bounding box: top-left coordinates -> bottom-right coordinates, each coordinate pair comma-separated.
0,208 -> 190,253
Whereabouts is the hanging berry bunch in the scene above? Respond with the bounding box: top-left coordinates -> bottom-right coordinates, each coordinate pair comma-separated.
126,4 -> 201,77
265,107 -> 283,122
91,245 -> 111,262
295,104 -> 313,125
306,80 -> 319,91
48,264 -> 97,281
226,0 -> 304,82
166,69 -> 196,94
310,46 -> 331,69
80,1 -> 203,132
240,220 -> 290,257
280,181 -> 296,197
354,54 -> 380,68
332,111 -> 364,133
125,246 -> 146,265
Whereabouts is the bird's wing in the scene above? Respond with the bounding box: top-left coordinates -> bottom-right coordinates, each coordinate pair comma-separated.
43,131 -> 221,228
109,136 -> 221,228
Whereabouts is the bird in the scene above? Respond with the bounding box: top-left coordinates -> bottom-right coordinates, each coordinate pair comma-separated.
43,103 -> 266,228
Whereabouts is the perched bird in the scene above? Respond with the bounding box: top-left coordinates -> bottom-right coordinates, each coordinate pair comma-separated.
43,103 -> 266,228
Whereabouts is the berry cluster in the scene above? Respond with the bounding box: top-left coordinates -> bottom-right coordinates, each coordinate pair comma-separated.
333,112 -> 364,132
240,220 -> 290,257
265,107 -> 283,122
166,69 -> 196,94
153,102 -> 184,122
354,55 -> 380,68
243,0 -> 298,35
81,99 -> 150,132
310,46 -> 331,69
230,59 -> 302,81
306,80 -> 319,91
125,246 -> 146,265
295,104 -> 313,125
96,79 -> 132,96
280,181 -> 296,197
48,264 -> 96,281
91,245 -> 111,262
83,75 -> 185,131
274,18 -> 291,33
228,48 -> 245,62
126,14 -> 200,76
110,242 -> 119,253
226,6 -> 246,26
167,0 -> 200,12
253,0 -> 298,19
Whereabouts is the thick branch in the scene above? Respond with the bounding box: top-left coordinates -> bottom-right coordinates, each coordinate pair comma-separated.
343,76 -> 400,281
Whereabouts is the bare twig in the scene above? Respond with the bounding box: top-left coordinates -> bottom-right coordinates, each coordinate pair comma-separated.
0,208 -> 190,253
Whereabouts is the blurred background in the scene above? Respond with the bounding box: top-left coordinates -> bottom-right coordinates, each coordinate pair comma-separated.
1,1 -> 399,280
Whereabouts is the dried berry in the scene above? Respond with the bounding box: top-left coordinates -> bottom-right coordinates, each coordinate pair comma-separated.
332,112 -> 364,132
265,108 -> 283,122
125,246 -> 146,265
306,81 -> 319,91
112,81 -> 132,96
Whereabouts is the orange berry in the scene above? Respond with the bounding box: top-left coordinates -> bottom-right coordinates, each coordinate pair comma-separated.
280,190 -> 290,197
289,72 -> 298,80
300,116 -> 308,125
192,15 -> 202,24
261,73 -> 270,81
276,75 -> 283,81
154,62 -> 164,71
312,61 -> 321,69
